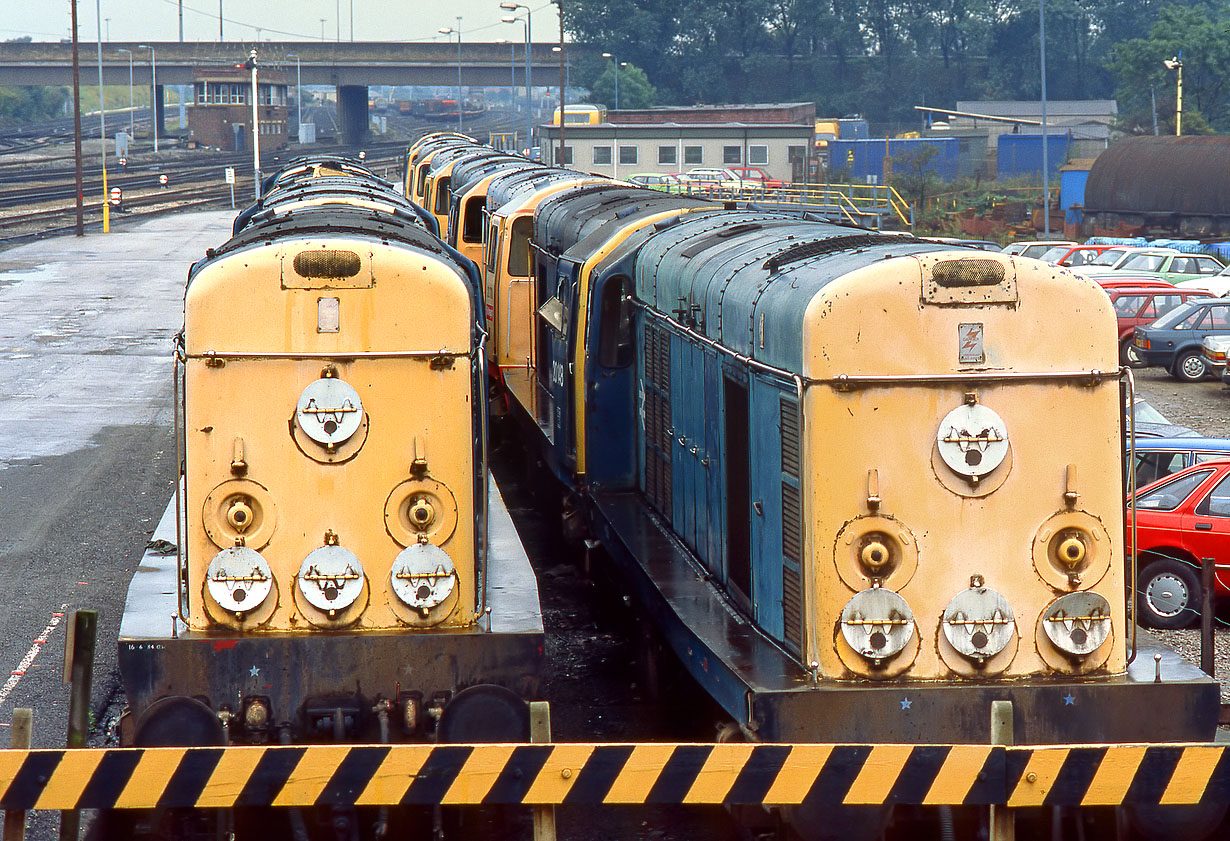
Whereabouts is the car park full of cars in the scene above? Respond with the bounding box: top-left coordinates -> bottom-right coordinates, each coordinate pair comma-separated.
1133,297 -> 1230,381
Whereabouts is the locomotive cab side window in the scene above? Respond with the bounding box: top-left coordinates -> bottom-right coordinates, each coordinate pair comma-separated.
508,217 -> 532,277
462,197 -> 486,244
485,223 -> 499,274
433,177 -> 451,215
597,276 -> 634,369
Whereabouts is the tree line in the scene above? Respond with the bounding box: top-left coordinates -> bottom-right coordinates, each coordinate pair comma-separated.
564,0 -> 1230,134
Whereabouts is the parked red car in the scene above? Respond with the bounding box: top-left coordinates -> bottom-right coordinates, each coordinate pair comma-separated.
1106,285 -> 1214,365
1127,459 -> 1230,629
727,166 -> 787,189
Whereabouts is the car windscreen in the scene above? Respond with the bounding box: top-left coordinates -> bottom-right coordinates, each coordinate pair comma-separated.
1090,249 -> 1126,266
1151,300 -> 1203,328
1038,246 -> 1068,262
1120,253 -> 1166,272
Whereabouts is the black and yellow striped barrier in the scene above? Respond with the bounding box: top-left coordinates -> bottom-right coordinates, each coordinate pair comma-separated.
0,743 -> 1224,810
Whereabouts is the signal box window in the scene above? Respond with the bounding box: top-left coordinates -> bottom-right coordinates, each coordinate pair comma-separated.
557,146 -> 573,165
593,146 -> 612,165
749,145 -> 768,165
723,146 -> 741,164
659,146 -> 677,165
619,146 -> 637,165
684,146 -> 702,165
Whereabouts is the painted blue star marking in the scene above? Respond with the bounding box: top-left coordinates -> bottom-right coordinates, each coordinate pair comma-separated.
900,697 -> 912,711
1063,693 -> 1075,706
249,666 -> 260,678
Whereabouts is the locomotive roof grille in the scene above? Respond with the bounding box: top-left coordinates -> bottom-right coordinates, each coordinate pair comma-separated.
932,258 -> 1006,287
293,250 -> 362,279
763,233 -> 926,273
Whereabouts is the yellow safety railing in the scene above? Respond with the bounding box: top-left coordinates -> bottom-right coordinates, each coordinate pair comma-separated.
665,182 -> 913,229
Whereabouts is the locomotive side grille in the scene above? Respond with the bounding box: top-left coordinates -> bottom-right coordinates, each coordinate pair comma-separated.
781,483 -> 802,564
780,396 -> 804,656
780,397 -> 800,480
642,321 -> 673,518
782,556 -> 803,655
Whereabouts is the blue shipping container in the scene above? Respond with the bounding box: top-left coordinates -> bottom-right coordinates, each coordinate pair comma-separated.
997,133 -> 1071,180
829,138 -> 960,183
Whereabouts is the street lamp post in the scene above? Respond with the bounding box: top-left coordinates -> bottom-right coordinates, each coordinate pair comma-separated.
601,52 -> 627,111
139,44 -> 158,153
1164,56 -> 1183,136
500,2 -> 532,156
245,49 -> 260,200
1038,0 -> 1049,235
117,47 -> 133,145
95,0 -> 109,234
287,53 -> 301,143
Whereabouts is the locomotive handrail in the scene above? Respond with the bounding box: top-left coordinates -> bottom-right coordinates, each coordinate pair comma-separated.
818,370 -> 1121,388
0,742 -> 1226,809
183,349 -> 477,360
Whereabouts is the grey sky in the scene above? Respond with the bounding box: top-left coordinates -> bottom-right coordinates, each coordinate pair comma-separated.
3,0 -> 560,45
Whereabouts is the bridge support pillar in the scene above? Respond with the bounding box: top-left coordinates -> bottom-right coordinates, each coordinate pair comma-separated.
337,85 -> 369,147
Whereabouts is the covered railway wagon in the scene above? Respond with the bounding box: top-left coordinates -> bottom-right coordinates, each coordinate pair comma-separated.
117,183 -> 544,761
1083,136 -> 1230,237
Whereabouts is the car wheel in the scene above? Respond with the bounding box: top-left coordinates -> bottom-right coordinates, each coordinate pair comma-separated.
1120,339 -> 1143,367
1137,557 -> 1201,629
1171,350 -> 1207,382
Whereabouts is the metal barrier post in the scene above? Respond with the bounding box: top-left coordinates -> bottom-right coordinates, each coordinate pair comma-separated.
59,610 -> 96,841
530,701 -> 556,841
1202,557 -> 1215,677
3,709 -> 32,841
990,700 -> 1014,841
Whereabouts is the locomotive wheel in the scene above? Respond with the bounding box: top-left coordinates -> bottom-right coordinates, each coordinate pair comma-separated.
1171,350 -> 1207,382
1138,557 -> 1201,629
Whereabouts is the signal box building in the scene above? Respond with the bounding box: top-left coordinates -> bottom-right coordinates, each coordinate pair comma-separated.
188,66 -> 290,152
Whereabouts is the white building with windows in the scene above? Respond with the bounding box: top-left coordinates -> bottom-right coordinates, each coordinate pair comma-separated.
540,102 -> 816,184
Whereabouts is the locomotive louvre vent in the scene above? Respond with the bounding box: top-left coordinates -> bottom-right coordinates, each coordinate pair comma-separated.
781,484 -> 802,564
293,249 -> 362,279
780,397 -> 801,479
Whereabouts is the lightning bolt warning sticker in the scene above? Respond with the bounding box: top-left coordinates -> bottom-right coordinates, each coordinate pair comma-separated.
958,323 -> 984,364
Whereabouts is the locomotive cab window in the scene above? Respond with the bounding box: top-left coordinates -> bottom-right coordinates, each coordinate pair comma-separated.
485,223 -> 499,274
433,177 -> 451,215
597,276 -> 634,369
462,197 -> 486,244
508,217 -> 532,278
